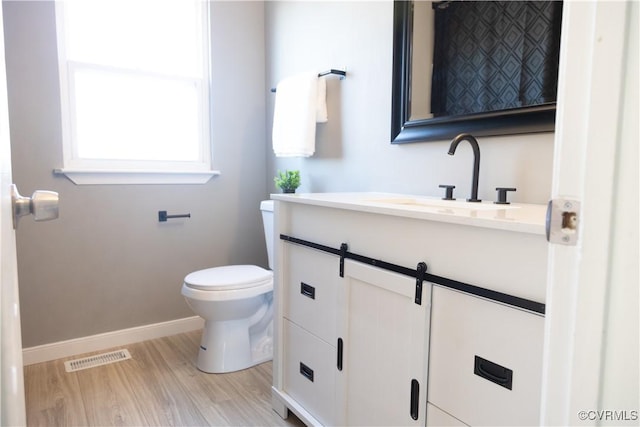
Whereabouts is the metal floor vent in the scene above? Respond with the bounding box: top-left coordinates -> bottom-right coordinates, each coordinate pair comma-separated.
64,349 -> 131,373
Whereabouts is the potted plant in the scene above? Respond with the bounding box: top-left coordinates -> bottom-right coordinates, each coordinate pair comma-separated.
274,170 -> 301,193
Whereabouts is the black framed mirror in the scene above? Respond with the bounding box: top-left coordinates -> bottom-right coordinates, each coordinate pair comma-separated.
391,1 -> 562,144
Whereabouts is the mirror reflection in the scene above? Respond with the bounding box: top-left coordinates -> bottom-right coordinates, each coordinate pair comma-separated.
393,1 -> 563,143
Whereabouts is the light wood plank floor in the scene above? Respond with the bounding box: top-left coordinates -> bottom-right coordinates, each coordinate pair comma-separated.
24,330 -> 305,427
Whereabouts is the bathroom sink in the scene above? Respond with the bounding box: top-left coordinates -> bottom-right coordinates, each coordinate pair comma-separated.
364,197 -> 519,211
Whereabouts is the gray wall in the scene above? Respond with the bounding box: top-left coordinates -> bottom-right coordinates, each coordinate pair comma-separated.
7,0 -> 556,348
265,1 -> 554,204
4,1 -> 268,347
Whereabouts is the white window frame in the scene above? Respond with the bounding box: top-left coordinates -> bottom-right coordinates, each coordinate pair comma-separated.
54,1 -> 219,185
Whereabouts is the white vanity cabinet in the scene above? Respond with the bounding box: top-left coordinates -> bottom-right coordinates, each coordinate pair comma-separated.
270,193 -> 548,427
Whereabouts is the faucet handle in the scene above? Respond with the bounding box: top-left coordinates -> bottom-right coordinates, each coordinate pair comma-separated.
495,187 -> 516,204
439,184 -> 456,201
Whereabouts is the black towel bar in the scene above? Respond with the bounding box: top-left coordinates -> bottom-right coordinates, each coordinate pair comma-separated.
270,69 -> 346,93
318,69 -> 346,78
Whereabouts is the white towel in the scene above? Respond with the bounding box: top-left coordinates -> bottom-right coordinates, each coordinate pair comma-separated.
272,72 -> 327,157
316,77 -> 327,123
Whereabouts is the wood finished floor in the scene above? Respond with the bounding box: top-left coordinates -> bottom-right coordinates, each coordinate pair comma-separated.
24,330 -> 304,427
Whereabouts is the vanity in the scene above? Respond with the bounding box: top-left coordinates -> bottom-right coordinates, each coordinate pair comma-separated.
270,193 -> 548,426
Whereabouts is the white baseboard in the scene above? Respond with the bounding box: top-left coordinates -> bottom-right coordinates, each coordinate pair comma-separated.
22,316 -> 204,366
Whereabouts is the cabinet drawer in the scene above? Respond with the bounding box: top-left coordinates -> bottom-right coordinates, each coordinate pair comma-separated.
427,403 -> 468,426
283,320 -> 336,426
428,286 -> 545,426
283,244 -> 339,343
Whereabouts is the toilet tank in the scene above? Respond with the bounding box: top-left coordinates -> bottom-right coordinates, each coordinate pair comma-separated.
260,200 -> 275,269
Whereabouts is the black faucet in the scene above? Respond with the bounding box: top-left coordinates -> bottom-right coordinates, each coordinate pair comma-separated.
448,133 -> 481,202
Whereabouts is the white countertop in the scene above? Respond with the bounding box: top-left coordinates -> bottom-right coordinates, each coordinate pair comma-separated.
271,192 -> 547,235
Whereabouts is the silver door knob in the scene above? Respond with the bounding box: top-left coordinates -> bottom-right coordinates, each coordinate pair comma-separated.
11,184 -> 59,229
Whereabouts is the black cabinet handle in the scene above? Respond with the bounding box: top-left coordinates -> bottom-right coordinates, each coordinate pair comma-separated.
337,338 -> 343,371
474,356 -> 513,390
299,362 -> 314,382
300,282 -> 316,299
410,379 -> 420,420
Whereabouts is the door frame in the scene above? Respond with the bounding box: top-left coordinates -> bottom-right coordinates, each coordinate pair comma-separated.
541,1 -> 633,424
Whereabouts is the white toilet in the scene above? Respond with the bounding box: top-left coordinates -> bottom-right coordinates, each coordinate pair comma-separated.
181,200 -> 275,373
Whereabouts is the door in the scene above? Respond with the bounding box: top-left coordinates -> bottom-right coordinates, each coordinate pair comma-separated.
336,259 -> 430,426
0,4 -> 58,424
0,0 -> 25,422
541,1 -> 636,424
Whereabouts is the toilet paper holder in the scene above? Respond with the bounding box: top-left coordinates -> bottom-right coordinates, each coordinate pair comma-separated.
158,211 -> 191,222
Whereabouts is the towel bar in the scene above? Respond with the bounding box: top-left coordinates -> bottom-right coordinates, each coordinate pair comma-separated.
270,69 -> 346,93
318,69 -> 346,79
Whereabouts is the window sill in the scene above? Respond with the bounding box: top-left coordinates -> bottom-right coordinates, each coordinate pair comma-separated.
53,169 -> 221,185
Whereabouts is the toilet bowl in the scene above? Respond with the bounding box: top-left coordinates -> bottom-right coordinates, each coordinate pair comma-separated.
181,200 -> 275,373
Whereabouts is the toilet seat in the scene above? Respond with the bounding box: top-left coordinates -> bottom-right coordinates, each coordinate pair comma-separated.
184,265 -> 272,291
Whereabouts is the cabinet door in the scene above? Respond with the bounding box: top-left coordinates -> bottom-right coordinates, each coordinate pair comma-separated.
336,259 -> 430,426
428,286 -> 544,426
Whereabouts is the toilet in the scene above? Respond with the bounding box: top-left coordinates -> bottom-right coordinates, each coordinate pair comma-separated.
181,200 -> 275,373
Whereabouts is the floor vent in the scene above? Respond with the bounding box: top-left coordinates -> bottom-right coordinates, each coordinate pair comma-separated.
64,349 -> 131,373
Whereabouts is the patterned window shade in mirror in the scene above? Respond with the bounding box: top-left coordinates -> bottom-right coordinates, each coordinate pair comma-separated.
430,1 -> 563,117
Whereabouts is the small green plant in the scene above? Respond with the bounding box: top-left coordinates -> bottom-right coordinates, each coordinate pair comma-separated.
274,170 -> 301,193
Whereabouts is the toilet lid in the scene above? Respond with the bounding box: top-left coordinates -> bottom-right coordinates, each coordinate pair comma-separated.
184,265 -> 272,291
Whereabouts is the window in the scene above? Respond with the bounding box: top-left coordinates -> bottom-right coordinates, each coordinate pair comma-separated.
55,0 -> 219,184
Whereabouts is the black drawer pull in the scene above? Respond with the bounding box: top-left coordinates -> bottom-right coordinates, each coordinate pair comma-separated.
299,362 -> 314,382
300,282 -> 316,299
337,338 -> 343,371
474,355 -> 513,390
410,379 -> 419,420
